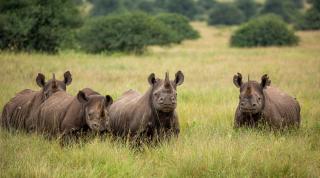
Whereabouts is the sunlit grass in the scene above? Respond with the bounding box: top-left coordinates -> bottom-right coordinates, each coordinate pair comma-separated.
0,22 -> 320,177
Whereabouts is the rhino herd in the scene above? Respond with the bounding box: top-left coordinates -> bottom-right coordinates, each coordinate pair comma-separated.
1,71 -> 301,144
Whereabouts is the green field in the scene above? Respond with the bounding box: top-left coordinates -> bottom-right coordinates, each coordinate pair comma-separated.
1,23 -> 320,177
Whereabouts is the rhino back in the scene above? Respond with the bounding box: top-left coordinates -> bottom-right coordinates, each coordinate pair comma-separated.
1,89 -> 38,130
263,86 -> 300,128
36,91 -> 73,135
109,89 -> 150,136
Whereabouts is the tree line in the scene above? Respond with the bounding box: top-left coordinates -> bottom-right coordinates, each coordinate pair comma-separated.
0,0 -> 319,54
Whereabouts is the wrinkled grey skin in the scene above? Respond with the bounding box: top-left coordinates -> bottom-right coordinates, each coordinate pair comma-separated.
35,88 -> 113,138
108,71 -> 184,141
1,71 -> 72,131
233,73 -> 301,129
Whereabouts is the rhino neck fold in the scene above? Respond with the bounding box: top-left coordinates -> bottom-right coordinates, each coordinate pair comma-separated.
74,100 -> 88,130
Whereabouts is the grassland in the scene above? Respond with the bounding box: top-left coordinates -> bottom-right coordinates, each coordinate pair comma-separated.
0,22 -> 320,177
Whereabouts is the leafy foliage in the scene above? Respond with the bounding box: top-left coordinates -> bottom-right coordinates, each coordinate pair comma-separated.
260,0 -> 301,23
292,0 -> 304,9
309,0 -> 320,11
231,14 -> 299,47
298,0 -> 320,30
165,0 -> 198,20
155,13 -> 199,43
89,0 -> 121,16
236,0 -> 258,21
208,3 -> 245,25
0,0 -> 82,53
197,0 -> 216,11
78,12 -> 176,53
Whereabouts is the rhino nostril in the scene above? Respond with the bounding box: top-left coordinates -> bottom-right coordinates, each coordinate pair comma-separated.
159,97 -> 164,103
252,103 -> 257,107
240,102 -> 245,106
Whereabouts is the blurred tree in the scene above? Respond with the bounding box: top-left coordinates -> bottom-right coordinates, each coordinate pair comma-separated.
260,0 -> 301,23
73,0 -> 84,5
194,0 -> 217,20
137,1 -> 156,13
165,0 -> 198,19
78,12 -> 176,53
0,0 -> 82,53
297,0 -> 320,30
292,0 -> 304,9
197,0 -> 216,11
154,0 -> 168,9
312,0 -> 320,11
231,14 -> 299,47
236,0 -> 258,21
89,0 -> 122,16
155,13 -> 199,43
208,3 -> 245,25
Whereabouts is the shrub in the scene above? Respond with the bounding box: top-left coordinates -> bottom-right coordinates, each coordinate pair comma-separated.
292,0 -> 304,9
197,0 -> 217,11
236,0 -> 258,21
297,0 -> 320,30
309,0 -> 320,11
155,13 -> 199,43
0,0 -> 82,53
298,9 -> 320,30
137,1 -> 156,13
78,12 -> 175,54
260,0 -> 301,23
89,0 -> 121,16
208,3 -> 245,25
230,14 -> 299,47
164,0 -> 198,20
194,0 -> 217,20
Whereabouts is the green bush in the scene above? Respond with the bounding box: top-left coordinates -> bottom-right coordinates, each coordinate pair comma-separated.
89,0 -> 122,16
298,0 -> 320,30
165,0 -> 198,20
230,14 -> 299,47
310,0 -> 320,11
236,0 -> 258,21
194,0 -> 217,21
78,12 -> 175,54
208,3 -> 245,25
155,13 -> 199,43
299,9 -> 320,30
197,0 -> 217,11
260,0 -> 301,23
292,0 -> 304,9
0,0 -> 82,53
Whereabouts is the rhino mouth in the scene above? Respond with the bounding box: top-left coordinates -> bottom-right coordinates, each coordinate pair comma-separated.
240,108 -> 258,113
159,104 -> 176,112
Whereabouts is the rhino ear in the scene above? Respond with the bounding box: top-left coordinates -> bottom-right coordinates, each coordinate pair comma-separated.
63,71 -> 72,86
105,95 -> 113,107
36,73 -> 46,88
174,71 -> 184,86
261,74 -> 271,89
233,73 -> 243,88
148,73 -> 156,85
77,91 -> 88,104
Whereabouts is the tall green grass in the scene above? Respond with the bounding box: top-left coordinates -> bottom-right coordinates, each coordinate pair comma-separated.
0,23 -> 320,177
